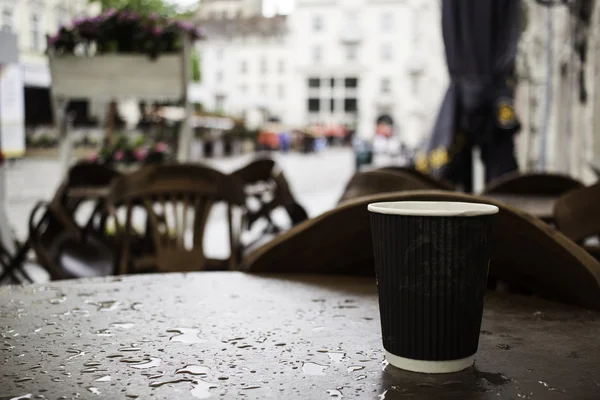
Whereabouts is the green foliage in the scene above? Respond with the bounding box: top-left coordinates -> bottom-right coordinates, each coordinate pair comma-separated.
191,50 -> 201,82
90,0 -> 178,17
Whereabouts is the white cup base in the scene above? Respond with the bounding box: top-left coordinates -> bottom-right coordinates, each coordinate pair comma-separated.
385,351 -> 474,374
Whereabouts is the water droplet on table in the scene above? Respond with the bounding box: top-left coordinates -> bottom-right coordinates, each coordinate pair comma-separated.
167,329 -> 205,344
7,394 -> 32,400
88,301 -> 120,312
129,357 -> 162,369
14,377 -> 33,383
149,378 -> 194,388
190,379 -> 218,399
327,389 -> 344,397
118,347 -> 141,352
176,365 -> 210,376
302,362 -> 328,376
356,375 -> 367,381
347,365 -> 364,373
93,329 -> 113,337
94,375 -> 111,382
49,294 -> 67,305
87,387 -> 101,395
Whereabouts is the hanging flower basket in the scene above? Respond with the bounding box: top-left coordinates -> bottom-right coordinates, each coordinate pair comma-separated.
47,9 -> 204,99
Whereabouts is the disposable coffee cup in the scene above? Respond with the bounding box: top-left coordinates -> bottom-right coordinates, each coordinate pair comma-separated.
368,201 -> 498,374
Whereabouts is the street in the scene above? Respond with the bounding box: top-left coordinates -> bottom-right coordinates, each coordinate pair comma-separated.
4,148 -> 356,262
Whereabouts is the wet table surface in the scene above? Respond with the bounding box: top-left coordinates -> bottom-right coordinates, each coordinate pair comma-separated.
1,273 -> 600,399
484,194 -> 557,220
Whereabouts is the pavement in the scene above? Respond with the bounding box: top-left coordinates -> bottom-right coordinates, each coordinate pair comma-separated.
2,148 -> 356,268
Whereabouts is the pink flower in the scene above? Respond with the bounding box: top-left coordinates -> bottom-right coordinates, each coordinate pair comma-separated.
134,148 -> 148,161
154,142 -> 168,152
114,150 -> 124,161
88,152 -> 98,162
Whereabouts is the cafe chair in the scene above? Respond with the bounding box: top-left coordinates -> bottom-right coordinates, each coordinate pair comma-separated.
27,162 -> 120,280
554,182 -> 600,260
375,165 -> 455,190
107,164 -> 245,274
243,190 -> 600,311
230,156 -> 308,253
483,171 -> 584,195
337,169 -> 441,205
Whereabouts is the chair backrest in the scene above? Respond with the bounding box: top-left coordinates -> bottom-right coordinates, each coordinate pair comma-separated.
244,190 -> 600,311
107,164 -> 245,274
554,182 -> 600,242
337,170 -> 440,205
376,166 -> 455,190
483,172 -> 584,196
231,156 -> 308,230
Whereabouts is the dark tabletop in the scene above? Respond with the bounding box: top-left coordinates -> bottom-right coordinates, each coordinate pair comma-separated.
1,273 -> 600,399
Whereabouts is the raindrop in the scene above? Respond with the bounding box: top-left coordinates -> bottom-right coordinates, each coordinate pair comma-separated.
129,357 -> 162,369
217,376 -> 229,381
347,366 -> 364,373
83,362 -> 102,367
6,395 -> 32,400
95,375 -> 111,382
149,378 -> 194,388
14,377 -> 33,383
237,345 -> 252,349
93,329 -> 113,337
66,349 -> 85,360
190,379 -> 218,399
87,387 -> 100,395
49,294 -> 67,305
88,301 -> 120,312
274,343 -> 286,347
176,365 -> 210,376
167,329 -> 205,344
118,347 -> 142,352
327,389 -> 344,397
302,362 -> 328,376
356,375 -> 367,381
242,385 -> 261,390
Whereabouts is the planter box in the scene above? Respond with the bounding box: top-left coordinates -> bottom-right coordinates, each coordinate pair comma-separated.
49,54 -> 184,100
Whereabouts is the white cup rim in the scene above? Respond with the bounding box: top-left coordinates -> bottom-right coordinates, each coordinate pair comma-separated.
367,201 -> 499,217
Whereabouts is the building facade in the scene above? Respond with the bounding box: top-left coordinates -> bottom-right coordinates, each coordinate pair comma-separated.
195,0 -> 447,146
0,0 -> 99,126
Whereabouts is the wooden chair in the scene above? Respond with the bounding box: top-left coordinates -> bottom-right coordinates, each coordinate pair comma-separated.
554,182 -> 600,259
376,166 -> 455,190
243,190 -> 600,311
231,157 -> 308,251
337,169 -> 442,205
27,162 -> 120,280
482,172 -> 584,222
107,164 -> 245,274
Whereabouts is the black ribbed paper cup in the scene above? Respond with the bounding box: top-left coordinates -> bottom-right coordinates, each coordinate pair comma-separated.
368,201 -> 497,374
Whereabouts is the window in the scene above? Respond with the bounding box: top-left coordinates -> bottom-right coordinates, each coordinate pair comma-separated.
381,44 -> 392,61
215,95 -> 225,111
308,98 -> 320,112
30,13 -> 40,51
260,57 -> 267,74
381,78 -> 391,94
344,98 -> 357,112
330,78 -> 335,88
382,13 -> 393,32
1,8 -> 12,32
313,15 -> 323,32
345,45 -> 357,61
344,78 -> 358,89
330,99 -> 335,112
216,71 -> 223,82
313,45 -> 322,63
240,60 -> 247,73
278,84 -> 285,99
278,59 -> 285,74
308,78 -> 320,88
